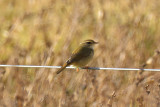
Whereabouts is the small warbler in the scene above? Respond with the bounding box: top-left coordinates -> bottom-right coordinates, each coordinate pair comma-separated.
56,39 -> 98,74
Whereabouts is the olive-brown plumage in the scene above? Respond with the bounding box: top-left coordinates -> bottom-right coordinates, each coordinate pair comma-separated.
56,39 -> 98,74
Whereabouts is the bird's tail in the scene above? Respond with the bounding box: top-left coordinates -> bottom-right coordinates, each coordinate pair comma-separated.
56,63 -> 68,74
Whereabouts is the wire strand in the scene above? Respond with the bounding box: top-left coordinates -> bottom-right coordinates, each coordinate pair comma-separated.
0,64 -> 160,72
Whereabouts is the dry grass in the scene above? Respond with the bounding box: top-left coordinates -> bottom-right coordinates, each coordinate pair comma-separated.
0,0 -> 160,107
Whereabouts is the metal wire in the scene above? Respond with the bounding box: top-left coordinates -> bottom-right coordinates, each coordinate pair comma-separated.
0,64 -> 160,72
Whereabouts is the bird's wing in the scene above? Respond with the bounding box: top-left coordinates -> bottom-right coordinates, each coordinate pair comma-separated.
66,47 -> 93,64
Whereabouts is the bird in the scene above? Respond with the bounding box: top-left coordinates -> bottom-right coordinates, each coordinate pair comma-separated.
56,39 -> 98,74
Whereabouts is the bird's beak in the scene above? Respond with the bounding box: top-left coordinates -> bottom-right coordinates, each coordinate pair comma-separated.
94,41 -> 98,44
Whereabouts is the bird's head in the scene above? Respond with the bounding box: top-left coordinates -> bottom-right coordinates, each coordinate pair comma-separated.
80,39 -> 98,48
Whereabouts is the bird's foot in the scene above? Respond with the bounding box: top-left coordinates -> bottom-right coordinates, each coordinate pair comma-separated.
83,66 -> 90,72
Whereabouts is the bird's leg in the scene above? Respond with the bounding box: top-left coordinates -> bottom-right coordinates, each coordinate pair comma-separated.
76,68 -> 79,72
76,66 -> 90,72
83,66 -> 90,72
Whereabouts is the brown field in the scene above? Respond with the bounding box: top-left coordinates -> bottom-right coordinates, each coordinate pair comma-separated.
0,0 -> 160,107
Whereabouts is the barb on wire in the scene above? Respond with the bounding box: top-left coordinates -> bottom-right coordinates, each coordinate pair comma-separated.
0,65 -> 160,72
140,50 -> 160,74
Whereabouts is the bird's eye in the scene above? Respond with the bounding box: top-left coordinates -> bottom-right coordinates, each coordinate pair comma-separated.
87,42 -> 92,44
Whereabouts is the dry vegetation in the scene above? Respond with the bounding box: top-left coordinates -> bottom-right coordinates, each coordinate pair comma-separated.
0,0 -> 160,107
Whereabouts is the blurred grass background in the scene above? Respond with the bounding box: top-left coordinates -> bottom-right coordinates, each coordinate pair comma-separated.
0,0 -> 160,106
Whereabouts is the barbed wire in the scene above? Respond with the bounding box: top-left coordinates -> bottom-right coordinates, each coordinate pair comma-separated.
0,64 -> 160,72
